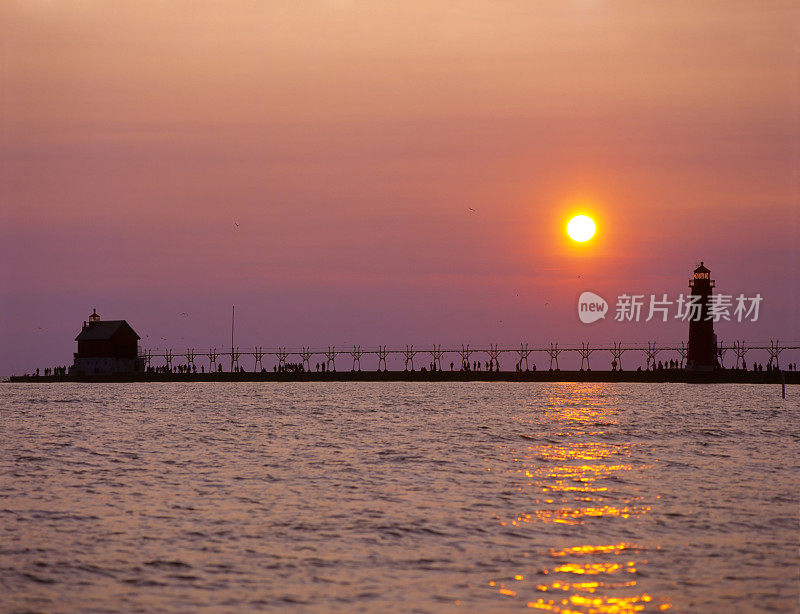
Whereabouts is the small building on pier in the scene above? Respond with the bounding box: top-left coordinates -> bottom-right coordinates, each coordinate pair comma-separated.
71,309 -> 144,375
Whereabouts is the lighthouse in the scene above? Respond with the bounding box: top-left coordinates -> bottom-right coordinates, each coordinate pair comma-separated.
686,261 -> 716,371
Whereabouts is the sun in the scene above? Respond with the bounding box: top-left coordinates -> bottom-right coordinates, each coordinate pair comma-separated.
567,215 -> 596,242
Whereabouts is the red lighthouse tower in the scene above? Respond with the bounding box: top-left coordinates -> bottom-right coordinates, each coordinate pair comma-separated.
686,261 -> 716,370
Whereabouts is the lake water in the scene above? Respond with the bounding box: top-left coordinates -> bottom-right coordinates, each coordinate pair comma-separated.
0,383 -> 797,613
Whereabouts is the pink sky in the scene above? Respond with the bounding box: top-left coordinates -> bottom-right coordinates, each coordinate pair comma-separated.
1,1 -> 798,373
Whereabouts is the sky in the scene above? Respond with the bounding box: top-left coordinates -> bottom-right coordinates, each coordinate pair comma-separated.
1,1 -> 798,374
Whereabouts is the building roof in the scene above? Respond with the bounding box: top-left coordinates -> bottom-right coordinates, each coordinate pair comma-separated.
75,320 -> 140,341
693,261 -> 710,274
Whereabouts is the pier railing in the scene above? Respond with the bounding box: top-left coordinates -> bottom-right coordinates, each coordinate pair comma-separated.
138,341 -> 800,372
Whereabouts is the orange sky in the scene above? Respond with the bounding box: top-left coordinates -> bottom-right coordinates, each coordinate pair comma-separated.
1,1 -> 798,372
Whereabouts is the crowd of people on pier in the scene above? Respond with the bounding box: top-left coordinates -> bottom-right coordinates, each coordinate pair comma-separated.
25,366 -> 69,377
638,359 -> 686,371
27,358 -> 798,377
631,359 -> 794,372
438,359 -> 536,372
745,362 -> 794,372
146,364 -> 226,374
131,359 -> 794,374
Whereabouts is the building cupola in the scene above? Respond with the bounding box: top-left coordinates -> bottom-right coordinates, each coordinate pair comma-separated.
690,261 -> 713,285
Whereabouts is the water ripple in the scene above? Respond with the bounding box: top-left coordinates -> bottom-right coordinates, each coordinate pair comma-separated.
0,382 -> 797,612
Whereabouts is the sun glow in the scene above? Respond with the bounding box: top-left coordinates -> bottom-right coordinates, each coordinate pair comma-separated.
567,215 -> 596,242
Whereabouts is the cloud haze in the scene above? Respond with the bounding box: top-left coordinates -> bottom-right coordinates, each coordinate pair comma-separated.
1,1 -> 798,373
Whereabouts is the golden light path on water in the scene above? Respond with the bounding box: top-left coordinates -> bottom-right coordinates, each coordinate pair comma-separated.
3,383 -> 796,611
484,386 -> 671,612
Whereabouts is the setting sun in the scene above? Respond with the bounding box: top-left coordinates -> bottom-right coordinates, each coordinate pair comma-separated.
567,215 -> 596,242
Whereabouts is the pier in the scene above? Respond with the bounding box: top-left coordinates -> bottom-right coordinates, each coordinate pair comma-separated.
135,340 -> 798,373
10,340 -> 800,384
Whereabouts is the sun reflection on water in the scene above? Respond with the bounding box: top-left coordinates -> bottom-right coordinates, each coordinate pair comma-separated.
525,593 -> 660,613
483,386 -> 670,612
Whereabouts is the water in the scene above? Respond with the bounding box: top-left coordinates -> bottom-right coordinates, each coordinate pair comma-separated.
0,383 -> 797,613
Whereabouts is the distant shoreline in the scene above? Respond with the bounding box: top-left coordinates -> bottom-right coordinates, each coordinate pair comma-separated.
6,370 -> 798,385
